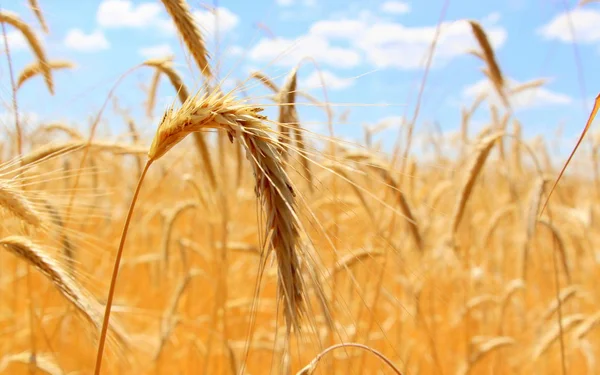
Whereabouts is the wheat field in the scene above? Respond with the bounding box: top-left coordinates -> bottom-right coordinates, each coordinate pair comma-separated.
0,1 -> 598,374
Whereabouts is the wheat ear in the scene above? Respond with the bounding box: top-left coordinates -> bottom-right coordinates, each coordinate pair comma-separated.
146,69 -> 161,118
149,91 -> 306,332
468,20 -> 508,108
159,0 -> 212,79
27,0 -> 48,33
0,236 -> 130,347
278,67 -> 313,190
451,132 -> 503,240
17,60 -> 74,92
143,57 -> 217,190
95,91 -> 308,373
0,11 -> 53,94
0,352 -> 60,374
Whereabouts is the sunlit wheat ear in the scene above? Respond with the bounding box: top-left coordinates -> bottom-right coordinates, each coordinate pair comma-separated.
143,57 -> 189,103
450,131 -> 504,245
0,11 -> 53,94
143,57 -> 216,190
39,122 -> 83,140
366,160 -> 423,251
456,336 -> 515,375
0,236 -> 130,348
532,314 -> 585,360
148,91 -> 306,333
509,78 -> 547,95
250,70 -> 322,105
467,20 -> 508,108
0,352 -> 60,375
0,179 -> 43,228
160,200 -> 199,271
27,0 -> 48,33
19,141 -> 146,168
159,0 -> 212,79
17,60 -> 75,92
146,69 -> 162,118
278,67 -> 313,191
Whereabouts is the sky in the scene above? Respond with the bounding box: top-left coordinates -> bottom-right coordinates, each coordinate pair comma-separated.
0,0 -> 599,156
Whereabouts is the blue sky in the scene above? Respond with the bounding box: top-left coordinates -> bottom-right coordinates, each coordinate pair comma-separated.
0,0 -> 599,155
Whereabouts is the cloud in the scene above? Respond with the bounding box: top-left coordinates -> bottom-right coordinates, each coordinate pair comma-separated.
301,70 -> 355,90
0,30 -> 28,51
226,45 -> 244,56
537,8 -> 600,43
139,44 -> 173,59
64,29 -> 110,52
276,0 -> 294,6
248,35 -> 361,68
97,0 -> 163,28
358,18 -> 506,69
309,19 -> 365,39
299,13 -> 506,70
462,78 -> 572,109
192,7 -> 239,36
380,1 -> 411,15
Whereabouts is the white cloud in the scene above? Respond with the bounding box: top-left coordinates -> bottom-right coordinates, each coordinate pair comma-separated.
227,45 -> 244,56
289,13 -> 507,70
139,44 -> 173,59
192,7 -> 239,36
97,0 -> 162,28
380,1 -> 411,15
249,35 -> 361,68
276,0 -> 294,5
309,20 -> 365,39
537,8 -> 600,43
0,30 -> 28,51
301,70 -> 355,90
64,29 -> 110,52
355,18 -> 506,69
462,78 -> 572,110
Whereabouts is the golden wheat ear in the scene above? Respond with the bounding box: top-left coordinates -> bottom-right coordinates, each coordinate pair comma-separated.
148,91 -> 306,333
159,0 -> 212,80
0,236 -> 131,348
17,60 -> 75,92
0,11 -> 53,94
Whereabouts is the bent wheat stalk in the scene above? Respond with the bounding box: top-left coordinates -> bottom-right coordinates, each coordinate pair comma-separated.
95,90 -> 308,374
